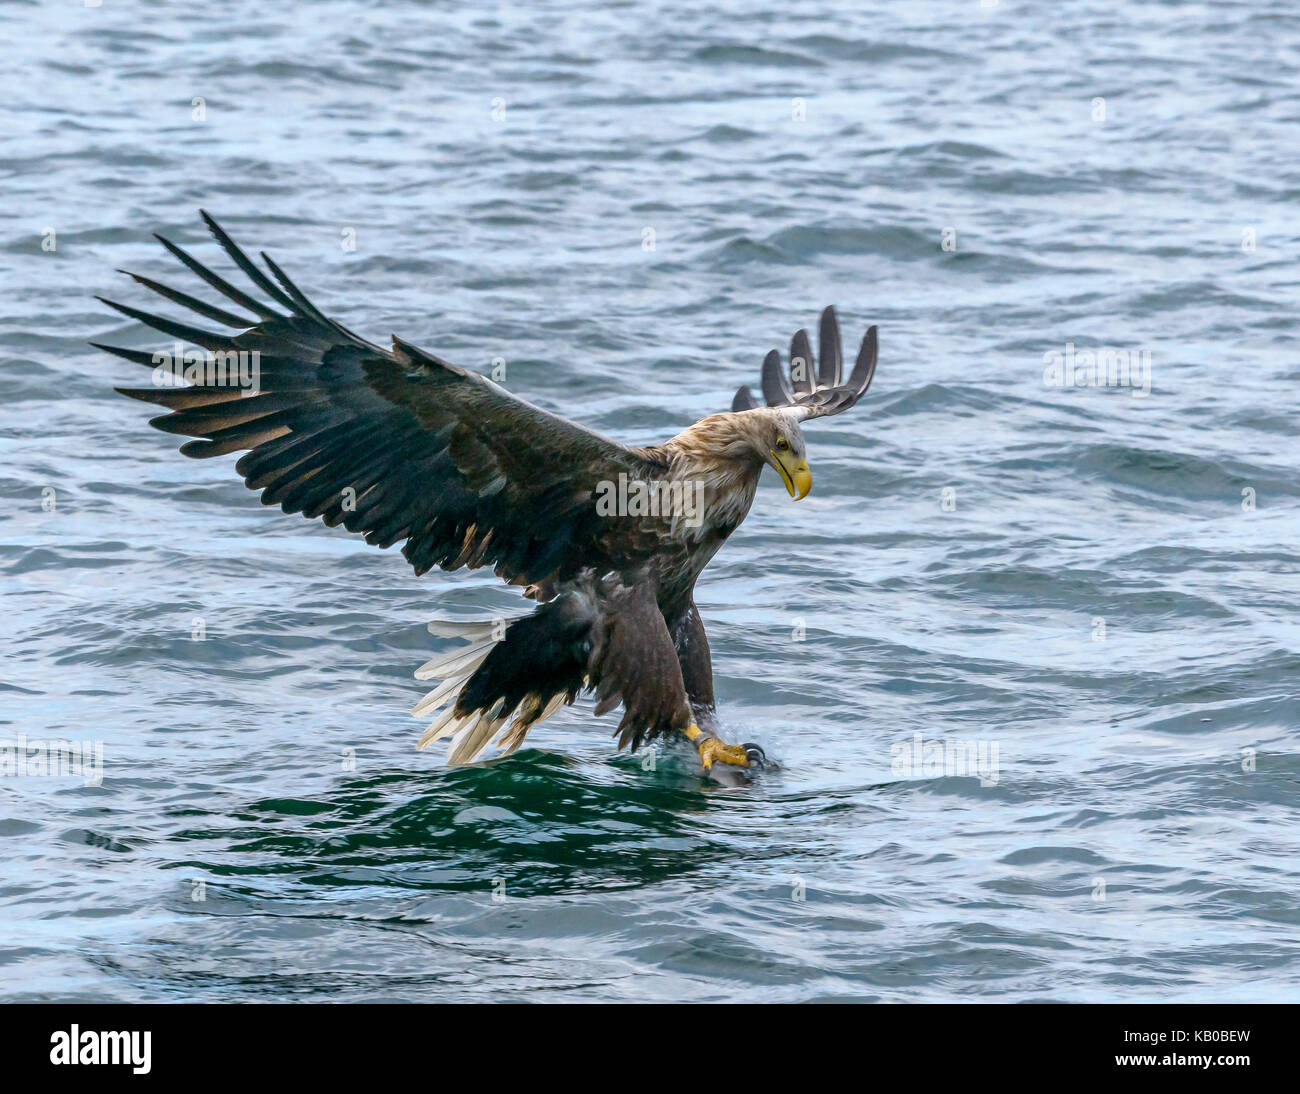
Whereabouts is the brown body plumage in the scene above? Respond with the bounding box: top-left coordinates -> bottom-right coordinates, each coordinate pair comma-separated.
95,214 -> 877,767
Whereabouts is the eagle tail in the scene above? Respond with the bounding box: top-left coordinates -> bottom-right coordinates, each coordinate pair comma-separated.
413,604 -> 590,764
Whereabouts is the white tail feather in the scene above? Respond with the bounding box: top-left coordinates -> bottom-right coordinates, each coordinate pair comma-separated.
416,704 -> 465,750
494,691 -> 569,756
412,616 -> 526,762
495,723 -> 529,755
538,691 -> 568,723
411,672 -> 470,718
414,640 -> 493,682
446,699 -> 509,765
427,618 -> 500,641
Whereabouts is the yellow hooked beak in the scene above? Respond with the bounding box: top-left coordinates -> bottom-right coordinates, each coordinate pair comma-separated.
770,450 -> 812,500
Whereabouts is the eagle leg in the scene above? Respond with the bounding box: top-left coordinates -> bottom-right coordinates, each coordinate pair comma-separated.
670,601 -> 718,732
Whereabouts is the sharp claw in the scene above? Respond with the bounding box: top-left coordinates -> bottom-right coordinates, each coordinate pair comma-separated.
742,743 -> 767,768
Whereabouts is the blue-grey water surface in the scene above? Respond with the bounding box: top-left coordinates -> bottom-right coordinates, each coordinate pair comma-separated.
2,0 -> 1299,1002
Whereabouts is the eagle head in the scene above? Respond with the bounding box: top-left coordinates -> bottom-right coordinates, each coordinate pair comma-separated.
672,407 -> 812,500
755,409 -> 812,500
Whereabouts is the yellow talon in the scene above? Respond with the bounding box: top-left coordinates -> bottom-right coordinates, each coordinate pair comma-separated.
683,723 -> 750,771
698,738 -> 751,771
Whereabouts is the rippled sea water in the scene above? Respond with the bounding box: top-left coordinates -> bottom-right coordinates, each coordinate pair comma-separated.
3,1 -> 1299,1003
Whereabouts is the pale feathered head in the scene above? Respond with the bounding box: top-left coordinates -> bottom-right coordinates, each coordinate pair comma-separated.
672,407 -> 811,498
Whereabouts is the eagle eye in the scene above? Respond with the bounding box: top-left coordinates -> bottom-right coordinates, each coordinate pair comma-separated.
776,437 -> 789,451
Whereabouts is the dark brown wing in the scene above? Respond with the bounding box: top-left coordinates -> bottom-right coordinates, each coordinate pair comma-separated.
95,211 -> 661,583
731,306 -> 878,420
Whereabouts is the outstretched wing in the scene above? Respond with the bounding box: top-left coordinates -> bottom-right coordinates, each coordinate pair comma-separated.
731,306 -> 878,420
95,211 -> 660,583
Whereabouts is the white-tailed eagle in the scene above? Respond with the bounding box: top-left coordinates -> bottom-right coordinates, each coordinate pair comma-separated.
95,213 -> 877,775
